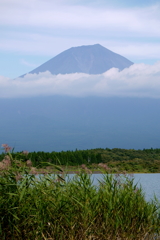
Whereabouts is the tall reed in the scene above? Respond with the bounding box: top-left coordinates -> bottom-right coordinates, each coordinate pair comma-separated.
0,150 -> 159,239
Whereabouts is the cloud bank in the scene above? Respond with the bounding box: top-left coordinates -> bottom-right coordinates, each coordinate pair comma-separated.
0,62 -> 160,98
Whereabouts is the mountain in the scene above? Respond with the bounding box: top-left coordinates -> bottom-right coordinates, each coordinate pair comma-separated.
21,44 -> 133,76
3,45 -> 159,153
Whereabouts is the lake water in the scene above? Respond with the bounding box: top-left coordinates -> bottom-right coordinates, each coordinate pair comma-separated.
133,174 -> 160,201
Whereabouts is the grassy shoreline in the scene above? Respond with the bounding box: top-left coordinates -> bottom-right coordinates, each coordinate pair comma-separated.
0,146 -> 160,239
0,150 -> 160,239
1,146 -> 160,173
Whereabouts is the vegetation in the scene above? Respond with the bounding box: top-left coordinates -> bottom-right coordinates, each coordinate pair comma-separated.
0,145 -> 160,239
1,146 -> 160,173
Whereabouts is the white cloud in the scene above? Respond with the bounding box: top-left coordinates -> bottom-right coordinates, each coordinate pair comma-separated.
0,0 -> 160,66
0,62 -> 160,98
0,0 -> 160,36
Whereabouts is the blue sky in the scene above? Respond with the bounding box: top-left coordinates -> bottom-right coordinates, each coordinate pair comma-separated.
0,0 -> 160,79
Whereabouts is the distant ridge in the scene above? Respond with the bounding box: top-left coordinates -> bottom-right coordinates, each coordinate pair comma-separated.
21,44 -> 133,77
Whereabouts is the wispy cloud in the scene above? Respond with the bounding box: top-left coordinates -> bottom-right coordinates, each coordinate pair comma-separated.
0,62 -> 160,98
0,0 -> 160,59
0,32 -> 160,61
20,59 -> 39,68
1,1 -> 160,36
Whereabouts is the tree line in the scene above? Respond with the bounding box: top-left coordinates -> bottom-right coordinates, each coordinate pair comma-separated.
0,147 -> 160,172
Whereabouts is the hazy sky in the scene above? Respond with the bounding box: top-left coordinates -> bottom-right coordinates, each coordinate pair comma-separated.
0,0 -> 160,79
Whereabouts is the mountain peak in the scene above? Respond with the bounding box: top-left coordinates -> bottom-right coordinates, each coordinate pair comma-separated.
21,44 -> 133,76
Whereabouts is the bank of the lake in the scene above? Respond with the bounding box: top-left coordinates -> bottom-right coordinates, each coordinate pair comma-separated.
1,163 -> 160,239
1,147 -> 160,173
0,147 -> 160,239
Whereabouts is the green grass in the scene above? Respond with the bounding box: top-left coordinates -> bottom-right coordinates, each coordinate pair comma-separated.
0,152 -> 160,239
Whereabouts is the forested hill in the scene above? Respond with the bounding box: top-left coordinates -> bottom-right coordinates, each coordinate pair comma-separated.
1,148 -> 160,173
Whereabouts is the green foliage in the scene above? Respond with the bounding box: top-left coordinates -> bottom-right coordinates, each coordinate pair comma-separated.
0,152 -> 160,239
1,147 -> 160,173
